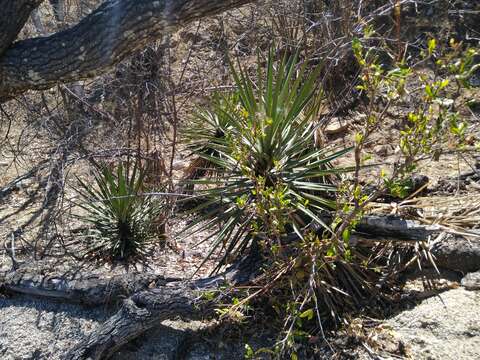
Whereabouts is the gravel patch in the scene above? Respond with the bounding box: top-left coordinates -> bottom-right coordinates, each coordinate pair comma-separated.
387,288 -> 480,360
0,295 -> 109,360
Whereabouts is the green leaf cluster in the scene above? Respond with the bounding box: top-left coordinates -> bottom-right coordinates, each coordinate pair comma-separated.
182,51 -> 352,272
75,162 -> 163,261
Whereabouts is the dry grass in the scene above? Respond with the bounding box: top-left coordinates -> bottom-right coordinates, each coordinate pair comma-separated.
368,193 -> 480,233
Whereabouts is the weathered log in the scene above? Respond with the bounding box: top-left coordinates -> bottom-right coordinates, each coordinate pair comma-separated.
356,215 -> 443,241
0,252 -> 261,359
63,252 -> 261,359
0,0 -> 256,102
0,262 -> 180,306
355,216 -> 480,273
64,285 -> 202,359
3,215 -> 476,359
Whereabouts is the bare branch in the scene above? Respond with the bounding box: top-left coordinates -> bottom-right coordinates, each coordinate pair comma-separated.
0,0 -> 256,102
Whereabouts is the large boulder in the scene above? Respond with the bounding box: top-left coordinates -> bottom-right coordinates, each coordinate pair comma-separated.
462,271 -> 480,291
431,234 -> 480,273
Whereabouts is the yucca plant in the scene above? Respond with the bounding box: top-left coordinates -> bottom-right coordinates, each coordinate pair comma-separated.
182,94 -> 238,184
182,52 -> 353,272
75,161 -> 163,262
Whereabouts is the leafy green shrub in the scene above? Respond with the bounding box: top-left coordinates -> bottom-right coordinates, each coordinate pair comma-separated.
182,52 -> 353,271
75,162 -> 163,262
182,39 -> 479,357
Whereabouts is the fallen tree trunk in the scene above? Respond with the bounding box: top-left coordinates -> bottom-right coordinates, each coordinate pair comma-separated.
0,244 -> 260,306
0,216 -> 442,304
354,216 -> 480,273
356,215 -> 443,241
64,252 -> 261,359
0,252 -> 262,359
0,262 -> 179,306
65,285 -> 201,359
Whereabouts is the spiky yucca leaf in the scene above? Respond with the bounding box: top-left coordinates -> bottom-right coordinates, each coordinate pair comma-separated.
182,51 -> 353,272
75,162 -> 163,262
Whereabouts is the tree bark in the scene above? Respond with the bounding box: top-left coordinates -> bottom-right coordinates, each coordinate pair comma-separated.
0,0 -> 256,102
65,252 -> 260,359
0,0 -> 44,57
64,285 -> 203,360
0,252 -> 262,359
356,215 -> 443,241
0,262 -> 180,306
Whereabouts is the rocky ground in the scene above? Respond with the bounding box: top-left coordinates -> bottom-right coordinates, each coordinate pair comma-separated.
386,287 -> 480,360
1,267 -> 479,359
0,295 -> 107,360
0,296 -> 263,359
